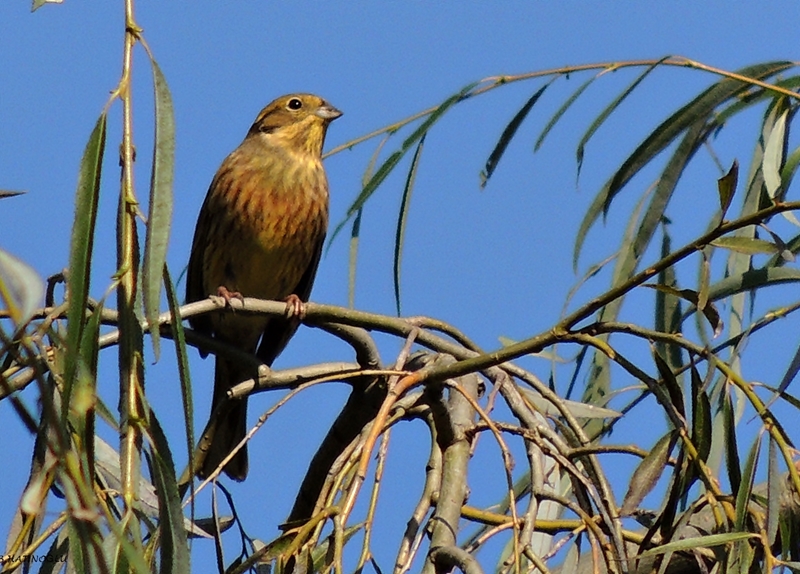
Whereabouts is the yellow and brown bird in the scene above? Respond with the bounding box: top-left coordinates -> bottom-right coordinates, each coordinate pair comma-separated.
187,93 -> 341,480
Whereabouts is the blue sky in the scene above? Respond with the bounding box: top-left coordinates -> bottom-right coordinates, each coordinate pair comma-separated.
2,1 -> 800,569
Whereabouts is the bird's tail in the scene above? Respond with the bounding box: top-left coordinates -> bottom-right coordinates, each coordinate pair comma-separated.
199,356 -> 249,481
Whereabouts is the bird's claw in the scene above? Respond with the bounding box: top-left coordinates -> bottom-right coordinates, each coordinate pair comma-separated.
284,294 -> 306,320
216,285 -> 244,307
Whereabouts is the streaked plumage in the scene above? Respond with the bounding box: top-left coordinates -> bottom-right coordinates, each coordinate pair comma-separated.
187,94 -> 341,480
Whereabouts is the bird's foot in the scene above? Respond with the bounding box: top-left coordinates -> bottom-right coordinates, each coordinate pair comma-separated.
216,285 -> 244,308
283,294 -> 306,320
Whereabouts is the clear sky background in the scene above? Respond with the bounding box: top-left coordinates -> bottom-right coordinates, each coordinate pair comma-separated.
2,1 -> 800,570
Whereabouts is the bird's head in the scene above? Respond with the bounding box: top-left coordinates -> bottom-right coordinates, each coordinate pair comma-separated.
248,93 -> 342,157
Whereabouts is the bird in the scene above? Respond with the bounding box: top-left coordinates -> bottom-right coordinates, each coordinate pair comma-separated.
186,93 -> 341,481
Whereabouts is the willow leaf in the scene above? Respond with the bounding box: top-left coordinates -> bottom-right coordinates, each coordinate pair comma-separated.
143,59 -> 175,362
717,160 -> 739,219
711,236 -> 779,255
65,112 -> 106,415
574,61 -> 794,266
576,57 -> 670,177
394,135 -> 425,315
762,102 -> 789,200
481,82 -> 549,188
331,82 -> 477,244
620,430 -> 677,516
535,74 -> 595,152
146,411 -> 190,574
735,436 -> 761,529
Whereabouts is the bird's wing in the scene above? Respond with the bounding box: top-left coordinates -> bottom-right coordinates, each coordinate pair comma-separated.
255,233 -> 326,366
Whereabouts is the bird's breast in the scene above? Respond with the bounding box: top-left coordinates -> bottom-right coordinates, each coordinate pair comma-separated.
203,154 -> 329,301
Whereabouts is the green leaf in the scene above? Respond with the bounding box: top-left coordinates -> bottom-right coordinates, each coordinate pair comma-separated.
711,236 -> 779,255
645,281 -> 722,337
0,248 -> 44,327
689,363 -> 712,463
343,134 -> 388,307
652,346 -> 684,418
142,59 -> 176,362
574,61 -> 794,266
580,180 -> 653,429
714,74 -> 800,127
394,135 -> 425,315
480,83 -> 549,188
145,410 -> 190,574
164,267 -> 195,489
723,387 -> 742,495
734,435 -> 761,529
707,266 -> 800,302
73,302 -> 104,484
331,82 -> 477,245
620,430 -> 677,516
576,57 -> 669,178
717,160 -> 739,219
348,208 -> 362,309
654,225 -> 684,372
535,74 -> 595,152
767,437 -> 781,547
760,224 -> 795,262
762,101 -> 789,200
580,112 -> 709,274
65,112 -> 107,416
636,532 -> 756,558
518,387 -> 621,419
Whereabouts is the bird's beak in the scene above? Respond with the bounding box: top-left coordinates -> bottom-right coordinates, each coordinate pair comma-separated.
315,104 -> 342,121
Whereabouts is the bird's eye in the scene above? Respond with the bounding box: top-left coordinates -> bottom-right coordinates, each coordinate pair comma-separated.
287,98 -> 303,111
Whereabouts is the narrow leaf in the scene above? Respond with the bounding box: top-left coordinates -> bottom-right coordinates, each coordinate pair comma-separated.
637,532 -> 756,558
535,75 -> 595,152
146,411 -> 190,574
654,225 -> 684,372
644,283 -> 722,337
734,435 -> 761,529
348,209 -> 362,309
689,363 -> 712,463
574,61 -> 793,265
762,103 -> 788,199
697,249 -> 711,315
481,83 -> 549,188
577,57 -> 669,177
331,82 -> 477,244
707,266 -> 800,302
143,59 -> 175,362
760,224 -> 795,262
717,160 -> 739,219
394,135 -> 425,315
64,112 -> 107,415
163,267 -> 195,485
723,388 -> 742,495
652,346 -> 685,418
519,387 -> 621,419
711,236 -> 779,255
344,135 -> 388,306
620,431 -> 677,516
0,189 -> 26,199
766,437 -> 781,547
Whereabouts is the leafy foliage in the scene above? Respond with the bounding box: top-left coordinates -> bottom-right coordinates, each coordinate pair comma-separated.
3,8 -> 800,574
